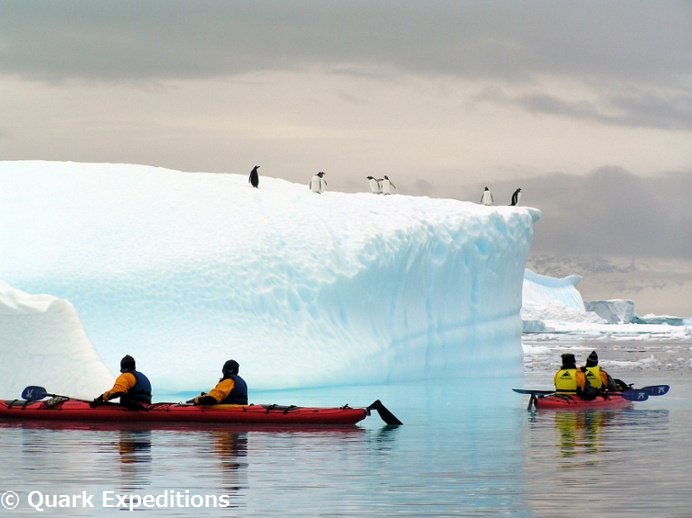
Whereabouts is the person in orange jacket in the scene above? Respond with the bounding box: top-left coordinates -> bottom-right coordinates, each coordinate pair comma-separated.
192,359 -> 248,405
91,355 -> 152,409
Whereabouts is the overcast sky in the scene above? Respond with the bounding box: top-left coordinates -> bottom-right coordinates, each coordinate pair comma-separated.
1,1 -> 691,314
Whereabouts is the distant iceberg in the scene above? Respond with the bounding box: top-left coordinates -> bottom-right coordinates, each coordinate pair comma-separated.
0,161 -> 540,395
585,300 -> 635,324
522,270 -> 691,339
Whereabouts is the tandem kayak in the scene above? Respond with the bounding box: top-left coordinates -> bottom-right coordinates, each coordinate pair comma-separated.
513,385 -> 669,411
532,393 -> 634,410
0,387 -> 402,426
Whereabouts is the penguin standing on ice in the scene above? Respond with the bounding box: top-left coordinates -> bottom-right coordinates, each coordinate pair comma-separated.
480,186 -> 494,206
366,176 -> 381,194
310,171 -> 327,193
249,165 -> 260,188
381,175 -> 396,195
510,188 -> 522,206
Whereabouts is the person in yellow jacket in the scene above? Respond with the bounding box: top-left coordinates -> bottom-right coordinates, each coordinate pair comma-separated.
91,355 -> 152,409
554,353 -> 597,400
191,359 -> 248,405
581,350 -> 618,392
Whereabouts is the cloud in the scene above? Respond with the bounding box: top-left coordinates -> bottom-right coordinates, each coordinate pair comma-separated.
2,1 -> 690,85
500,167 -> 692,260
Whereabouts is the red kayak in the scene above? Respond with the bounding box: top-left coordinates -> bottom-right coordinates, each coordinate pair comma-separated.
513,385 -> 669,411
0,390 -> 402,426
533,393 -> 633,410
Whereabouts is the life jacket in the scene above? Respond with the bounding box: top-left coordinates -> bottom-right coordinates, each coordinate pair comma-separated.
221,374 -> 248,405
554,368 -> 580,393
583,366 -> 604,389
121,370 -> 152,405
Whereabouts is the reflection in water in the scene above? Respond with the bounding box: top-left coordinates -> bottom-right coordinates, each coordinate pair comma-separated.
367,424 -> 401,451
118,430 -> 152,491
554,410 -> 613,458
209,430 -> 249,500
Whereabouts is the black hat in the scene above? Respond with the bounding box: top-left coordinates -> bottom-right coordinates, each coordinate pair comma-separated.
222,359 -> 240,375
120,355 -> 136,372
586,351 -> 599,367
560,353 -> 576,369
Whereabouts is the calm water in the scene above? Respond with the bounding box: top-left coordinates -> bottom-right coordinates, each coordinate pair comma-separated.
1,338 -> 691,517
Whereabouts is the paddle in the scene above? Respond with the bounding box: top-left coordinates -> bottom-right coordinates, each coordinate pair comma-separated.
366,400 -> 403,425
641,385 -> 670,396
512,388 -> 555,396
21,386 -> 91,403
619,389 -> 649,401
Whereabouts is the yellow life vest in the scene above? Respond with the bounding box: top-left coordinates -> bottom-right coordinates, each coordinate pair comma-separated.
554,368 -> 579,393
583,366 -> 603,389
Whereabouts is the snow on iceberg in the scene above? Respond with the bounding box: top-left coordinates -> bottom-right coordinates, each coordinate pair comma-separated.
0,161 -> 540,394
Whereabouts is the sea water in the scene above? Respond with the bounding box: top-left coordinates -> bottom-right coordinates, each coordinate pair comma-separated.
1,338 -> 691,517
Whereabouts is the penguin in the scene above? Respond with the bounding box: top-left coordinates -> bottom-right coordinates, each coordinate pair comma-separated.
309,171 -> 327,193
480,186 -> 493,206
510,188 -> 522,206
381,175 -> 396,195
249,165 -> 259,188
366,176 -> 381,194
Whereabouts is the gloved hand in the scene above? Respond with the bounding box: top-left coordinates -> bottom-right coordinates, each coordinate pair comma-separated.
89,395 -> 104,408
193,395 -> 217,406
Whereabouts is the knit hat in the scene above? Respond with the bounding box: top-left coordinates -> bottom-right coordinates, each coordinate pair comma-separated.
560,353 -> 576,369
586,351 -> 599,367
222,359 -> 240,375
120,355 -> 136,372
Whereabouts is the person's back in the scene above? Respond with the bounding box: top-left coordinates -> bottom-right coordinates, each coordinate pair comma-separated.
92,354 -> 152,409
581,350 -> 617,392
554,353 -> 593,399
193,359 -> 248,406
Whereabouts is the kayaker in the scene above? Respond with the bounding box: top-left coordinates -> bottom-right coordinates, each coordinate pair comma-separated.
191,359 -> 248,405
554,353 -> 597,400
90,355 -> 152,409
581,350 -> 618,393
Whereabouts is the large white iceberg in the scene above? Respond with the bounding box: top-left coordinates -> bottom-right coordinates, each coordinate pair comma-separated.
0,161 -> 539,396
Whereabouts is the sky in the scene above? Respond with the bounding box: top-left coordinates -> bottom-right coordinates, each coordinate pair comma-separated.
1,1 -> 691,315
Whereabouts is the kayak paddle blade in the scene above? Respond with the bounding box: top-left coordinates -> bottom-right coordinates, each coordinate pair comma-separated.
21,386 -> 49,401
641,385 -> 670,396
620,390 -> 649,402
367,400 -> 403,426
512,388 -> 555,396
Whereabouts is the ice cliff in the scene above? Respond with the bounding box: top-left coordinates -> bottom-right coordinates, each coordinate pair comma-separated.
0,161 -> 540,396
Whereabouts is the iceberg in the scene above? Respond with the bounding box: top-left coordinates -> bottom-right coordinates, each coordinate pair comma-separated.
521,269 -> 605,332
522,270 -> 692,340
0,281 -> 113,399
0,161 -> 540,396
585,299 -> 636,324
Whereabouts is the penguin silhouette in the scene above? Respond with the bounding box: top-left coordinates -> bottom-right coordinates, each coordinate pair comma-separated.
381,175 -> 396,195
510,188 -> 522,206
366,176 -> 381,194
310,172 -> 327,193
480,187 -> 493,206
249,166 -> 260,188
